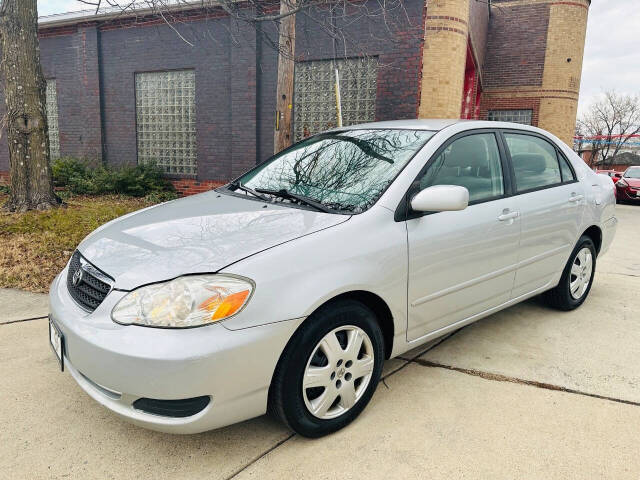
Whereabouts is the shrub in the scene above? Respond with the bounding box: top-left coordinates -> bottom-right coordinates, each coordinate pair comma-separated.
51,158 -> 175,197
113,163 -> 174,197
144,190 -> 179,204
51,157 -> 88,187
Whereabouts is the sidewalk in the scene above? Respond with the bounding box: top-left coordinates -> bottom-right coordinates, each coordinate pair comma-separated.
2,205 -> 639,479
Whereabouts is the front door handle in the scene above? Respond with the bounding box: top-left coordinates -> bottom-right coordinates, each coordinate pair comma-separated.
498,211 -> 519,222
569,193 -> 584,203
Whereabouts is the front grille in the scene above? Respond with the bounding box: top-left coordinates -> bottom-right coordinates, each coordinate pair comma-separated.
133,396 -> 211,418
66,251 -> 113,312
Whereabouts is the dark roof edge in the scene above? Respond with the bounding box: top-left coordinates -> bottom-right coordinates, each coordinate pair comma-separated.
39,1 -> 221,28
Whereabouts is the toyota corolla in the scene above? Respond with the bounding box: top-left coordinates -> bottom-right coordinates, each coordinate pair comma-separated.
48,120 -> 617,437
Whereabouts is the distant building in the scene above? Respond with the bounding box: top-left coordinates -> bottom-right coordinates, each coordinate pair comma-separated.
595,152 -> 640,172
578,144 -> 599,168
0,0 -> 591,194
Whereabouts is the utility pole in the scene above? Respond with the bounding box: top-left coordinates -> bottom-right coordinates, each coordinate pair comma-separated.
273,0 -> 296,154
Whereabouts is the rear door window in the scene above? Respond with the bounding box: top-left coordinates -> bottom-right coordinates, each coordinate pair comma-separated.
504,133 -> 562,192
557,152 -> 576,183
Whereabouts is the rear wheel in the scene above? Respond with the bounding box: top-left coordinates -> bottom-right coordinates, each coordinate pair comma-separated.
544,235 -> 596,310
269,299 -> 384,437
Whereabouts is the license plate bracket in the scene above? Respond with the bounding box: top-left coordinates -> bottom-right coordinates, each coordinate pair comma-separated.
49,317 -> 64,372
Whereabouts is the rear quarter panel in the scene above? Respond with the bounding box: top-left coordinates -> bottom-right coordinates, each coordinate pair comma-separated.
560,144 -> 616,255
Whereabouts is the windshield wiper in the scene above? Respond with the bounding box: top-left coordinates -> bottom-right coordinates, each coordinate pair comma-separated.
229,181 -> 270,201
255,188 -> 334,213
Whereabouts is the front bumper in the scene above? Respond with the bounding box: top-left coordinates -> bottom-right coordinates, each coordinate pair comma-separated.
49,268 -> 304,434
617,187 -> 640,202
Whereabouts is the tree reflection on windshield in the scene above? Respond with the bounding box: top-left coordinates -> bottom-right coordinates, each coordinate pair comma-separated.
237,129 -> 434,212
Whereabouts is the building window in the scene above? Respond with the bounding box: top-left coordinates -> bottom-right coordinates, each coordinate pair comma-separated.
45,79 -> 60,160
135,70 -> 197,176
487,109 -> 533,125
294,57 -> 378,141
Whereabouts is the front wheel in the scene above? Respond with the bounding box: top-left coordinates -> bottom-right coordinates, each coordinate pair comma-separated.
543,235 -> 596,311
269,299 -> 384,437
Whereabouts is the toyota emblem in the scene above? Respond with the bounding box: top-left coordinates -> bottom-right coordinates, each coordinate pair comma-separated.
72,268 -> 83,286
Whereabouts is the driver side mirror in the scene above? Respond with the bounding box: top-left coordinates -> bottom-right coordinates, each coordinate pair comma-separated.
411,185 -> 469,213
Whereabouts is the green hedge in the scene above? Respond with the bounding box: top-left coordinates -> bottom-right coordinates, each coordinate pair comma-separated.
52,158 -> 177,199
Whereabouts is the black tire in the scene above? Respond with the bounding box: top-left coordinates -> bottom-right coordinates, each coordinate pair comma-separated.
544,235 -> 596,311
268,299 -> 385,438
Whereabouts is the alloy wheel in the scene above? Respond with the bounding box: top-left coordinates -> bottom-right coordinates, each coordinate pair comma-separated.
302,325 -> 375,420
569,247 -> 593,300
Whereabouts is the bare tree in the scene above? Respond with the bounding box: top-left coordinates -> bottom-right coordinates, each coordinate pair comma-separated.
78,0 -> 420,153
0,0 -> 59,211
577,91 -> 640,169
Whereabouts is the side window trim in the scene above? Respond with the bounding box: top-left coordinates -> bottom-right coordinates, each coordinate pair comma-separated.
556,148 -> 578,184
498,129 -> 572,195
394,128 -> 509,222
495,130 -> 515,197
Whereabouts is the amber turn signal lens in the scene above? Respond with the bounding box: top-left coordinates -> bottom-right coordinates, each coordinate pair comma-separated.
211,289 -> 250,321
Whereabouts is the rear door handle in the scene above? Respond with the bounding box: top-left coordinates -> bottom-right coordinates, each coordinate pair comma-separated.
569,193 -> 584,203
498,211 -> 519,222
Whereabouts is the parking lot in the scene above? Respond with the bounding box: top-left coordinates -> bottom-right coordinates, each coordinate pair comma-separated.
2,204 -> 639,479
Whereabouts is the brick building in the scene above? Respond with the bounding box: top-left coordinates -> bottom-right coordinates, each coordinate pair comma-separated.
0,0 -> 590,194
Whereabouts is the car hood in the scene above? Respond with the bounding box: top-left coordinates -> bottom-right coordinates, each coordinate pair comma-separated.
622,178 -> 640,187
78,190 -> 349,290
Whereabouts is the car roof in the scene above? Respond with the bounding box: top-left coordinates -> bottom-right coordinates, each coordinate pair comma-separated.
335,119 -> 542,133
339,119 -> 464,131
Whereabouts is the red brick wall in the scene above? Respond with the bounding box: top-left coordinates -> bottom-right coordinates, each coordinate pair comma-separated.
479,96 -> 541,126
171,178 -> 225,196
3,1 -> 425,184
579,150 -> 597,167
483,2 -> 550,88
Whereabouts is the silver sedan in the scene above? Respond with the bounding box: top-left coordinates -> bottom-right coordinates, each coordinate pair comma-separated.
48,120 -> 617,437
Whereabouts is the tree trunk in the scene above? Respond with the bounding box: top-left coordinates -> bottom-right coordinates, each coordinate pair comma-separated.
273,0 -> 296,154
0,0 -> 58,212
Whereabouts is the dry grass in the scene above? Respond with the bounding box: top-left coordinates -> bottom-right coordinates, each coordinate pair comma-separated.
0,194 -> 154,293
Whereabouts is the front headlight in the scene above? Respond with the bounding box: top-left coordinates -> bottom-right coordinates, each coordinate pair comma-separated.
111,275 -> 253,328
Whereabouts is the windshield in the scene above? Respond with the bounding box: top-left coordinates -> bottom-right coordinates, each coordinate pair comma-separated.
624,168 -> 640,179
235,129 -> 434,213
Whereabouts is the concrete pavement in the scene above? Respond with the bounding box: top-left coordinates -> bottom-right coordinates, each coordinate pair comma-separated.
419,204 -> 640,403
0,288 -> 48,324
1,204 -> 639,479
235,365 -> 640,480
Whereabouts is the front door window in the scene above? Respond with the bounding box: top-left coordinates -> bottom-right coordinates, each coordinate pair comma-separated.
419,133 -> 504,204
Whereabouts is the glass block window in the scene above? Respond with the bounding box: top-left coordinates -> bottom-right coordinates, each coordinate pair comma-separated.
135,70 -> 197,175
45,79 -> 60,160
487,109 -> 533,125
294,57 -> 378,141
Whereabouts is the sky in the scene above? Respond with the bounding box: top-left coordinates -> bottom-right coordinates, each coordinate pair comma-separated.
37,0 -> 640,118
